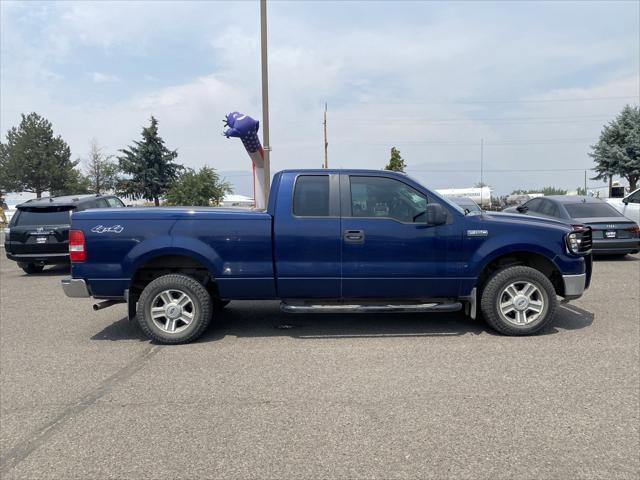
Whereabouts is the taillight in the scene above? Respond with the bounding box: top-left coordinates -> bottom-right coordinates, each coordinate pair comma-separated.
624,225 -> 640,234
69,230 -> 86,262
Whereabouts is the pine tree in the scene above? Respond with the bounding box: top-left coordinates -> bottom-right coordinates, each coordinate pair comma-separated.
384,147 -> 407,172
0,113 -> 78,197
118,117 -> 182,206
590,105 -> 640,191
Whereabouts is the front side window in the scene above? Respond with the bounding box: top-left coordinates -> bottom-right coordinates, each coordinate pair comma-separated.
525,198 -> 543,212
106,198 -> 125,208
350,176 -> 427,223
293,175 -> 330,217
626,190 -> 640,204
539,200 -> 559,217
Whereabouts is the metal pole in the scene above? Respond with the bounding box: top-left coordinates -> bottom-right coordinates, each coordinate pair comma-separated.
260,0 -> 271,204
480,138 -> 484,206
584,170 -> 587,195
323,102 -> 328,168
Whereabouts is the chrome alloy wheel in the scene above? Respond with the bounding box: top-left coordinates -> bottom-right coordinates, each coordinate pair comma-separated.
149,289 -> 197,334
497,281 -> 545,326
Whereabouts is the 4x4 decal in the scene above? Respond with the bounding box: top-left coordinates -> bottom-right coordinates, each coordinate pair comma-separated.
91,225 -> 124,234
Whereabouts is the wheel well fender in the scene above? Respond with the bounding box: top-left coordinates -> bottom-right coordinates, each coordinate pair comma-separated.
475,249 -> 564,296
128,251 -> 222,300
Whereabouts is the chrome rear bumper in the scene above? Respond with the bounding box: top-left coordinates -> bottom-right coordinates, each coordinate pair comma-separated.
61,277 -> 90,298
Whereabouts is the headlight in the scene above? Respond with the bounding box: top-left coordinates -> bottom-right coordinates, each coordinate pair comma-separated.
2,227 -> 9,236
566,232 -> 580,254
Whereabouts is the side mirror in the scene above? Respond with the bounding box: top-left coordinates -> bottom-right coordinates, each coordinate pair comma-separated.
426,203 -> 447,225
622,198 -> 629,205
516,205 -> 528,213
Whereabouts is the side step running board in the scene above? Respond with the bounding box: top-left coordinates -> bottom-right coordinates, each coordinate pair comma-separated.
281,302 -> 462,314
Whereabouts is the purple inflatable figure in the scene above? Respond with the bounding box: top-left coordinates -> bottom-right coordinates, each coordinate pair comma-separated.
224,112 -> 265,208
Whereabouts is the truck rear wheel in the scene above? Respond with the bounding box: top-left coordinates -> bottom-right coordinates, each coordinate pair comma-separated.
136,274 -> 212,344
480,265 -> 557,335
20,263 -> 45,274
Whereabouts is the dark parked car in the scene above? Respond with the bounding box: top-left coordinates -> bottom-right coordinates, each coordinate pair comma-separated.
4,194 -> 125,274
448,196 -> 482,213
504,196 -> 640,256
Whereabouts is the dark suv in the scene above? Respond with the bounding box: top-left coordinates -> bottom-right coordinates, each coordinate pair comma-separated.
4,194 -> 125,274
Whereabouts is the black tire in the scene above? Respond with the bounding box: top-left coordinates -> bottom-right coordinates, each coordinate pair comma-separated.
21,263 -> 45,274
136,274 -> 212,344
480,265 -> 557,336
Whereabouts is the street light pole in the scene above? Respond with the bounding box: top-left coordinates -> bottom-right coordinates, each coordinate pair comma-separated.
260,0 -> 271,205
323,102 -> 328,168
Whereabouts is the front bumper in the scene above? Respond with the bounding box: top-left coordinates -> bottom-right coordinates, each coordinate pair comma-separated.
61,277 -> 91,298
562,273 -> 586,300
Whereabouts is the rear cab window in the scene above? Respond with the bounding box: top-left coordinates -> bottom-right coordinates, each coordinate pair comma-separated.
293,175 -> 330,217
14,207 -> 73,226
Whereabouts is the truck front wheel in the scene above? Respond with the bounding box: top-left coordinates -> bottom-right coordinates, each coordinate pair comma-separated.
136,274 -> 212,344
480,265 -> 557,335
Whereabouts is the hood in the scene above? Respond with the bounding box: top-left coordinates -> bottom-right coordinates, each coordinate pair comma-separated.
479,211 -> 572,230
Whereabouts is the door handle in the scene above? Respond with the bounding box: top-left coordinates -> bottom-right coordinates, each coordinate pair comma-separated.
344,229 -> 365,243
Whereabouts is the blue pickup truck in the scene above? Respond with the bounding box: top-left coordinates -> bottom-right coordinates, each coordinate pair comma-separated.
62,169 -> 592,343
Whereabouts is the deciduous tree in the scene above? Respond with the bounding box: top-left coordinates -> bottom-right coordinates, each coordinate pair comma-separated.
84,139 -> 120,194
164,166 -> 232,206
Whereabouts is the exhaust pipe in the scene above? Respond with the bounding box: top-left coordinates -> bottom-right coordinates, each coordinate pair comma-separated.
93,299 -> 125,311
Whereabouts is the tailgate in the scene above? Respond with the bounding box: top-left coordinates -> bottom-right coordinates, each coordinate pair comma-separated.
6,207 -> 73,254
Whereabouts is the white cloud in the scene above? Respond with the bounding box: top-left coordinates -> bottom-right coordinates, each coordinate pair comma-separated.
89,72 -> 120,84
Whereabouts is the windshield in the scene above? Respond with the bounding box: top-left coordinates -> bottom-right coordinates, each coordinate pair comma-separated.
564,202 -> 622,218
14,207 -> 73,226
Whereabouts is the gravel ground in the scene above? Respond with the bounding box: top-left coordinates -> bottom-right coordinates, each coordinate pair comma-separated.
0,253 -> 638,479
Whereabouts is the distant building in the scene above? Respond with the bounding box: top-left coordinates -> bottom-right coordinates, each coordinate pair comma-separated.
436,187 -> 493,208
505,193 -> 543,206
221,194 -> 254,208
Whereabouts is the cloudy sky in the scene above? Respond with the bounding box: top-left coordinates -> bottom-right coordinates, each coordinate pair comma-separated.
1,0 -> 638,195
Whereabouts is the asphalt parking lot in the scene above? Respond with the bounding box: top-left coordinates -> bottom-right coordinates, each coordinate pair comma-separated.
0,254 -> 638,479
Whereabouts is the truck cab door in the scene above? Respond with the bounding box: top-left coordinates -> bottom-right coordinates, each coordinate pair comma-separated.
340,174 -> 461,299
273,173 -> 341,298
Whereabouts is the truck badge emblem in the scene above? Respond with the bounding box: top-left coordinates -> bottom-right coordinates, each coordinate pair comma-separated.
91,225 -> 124,234
467,230 -> 488,237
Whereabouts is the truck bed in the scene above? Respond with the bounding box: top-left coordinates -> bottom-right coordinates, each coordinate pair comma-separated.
71,207 -> 275,299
